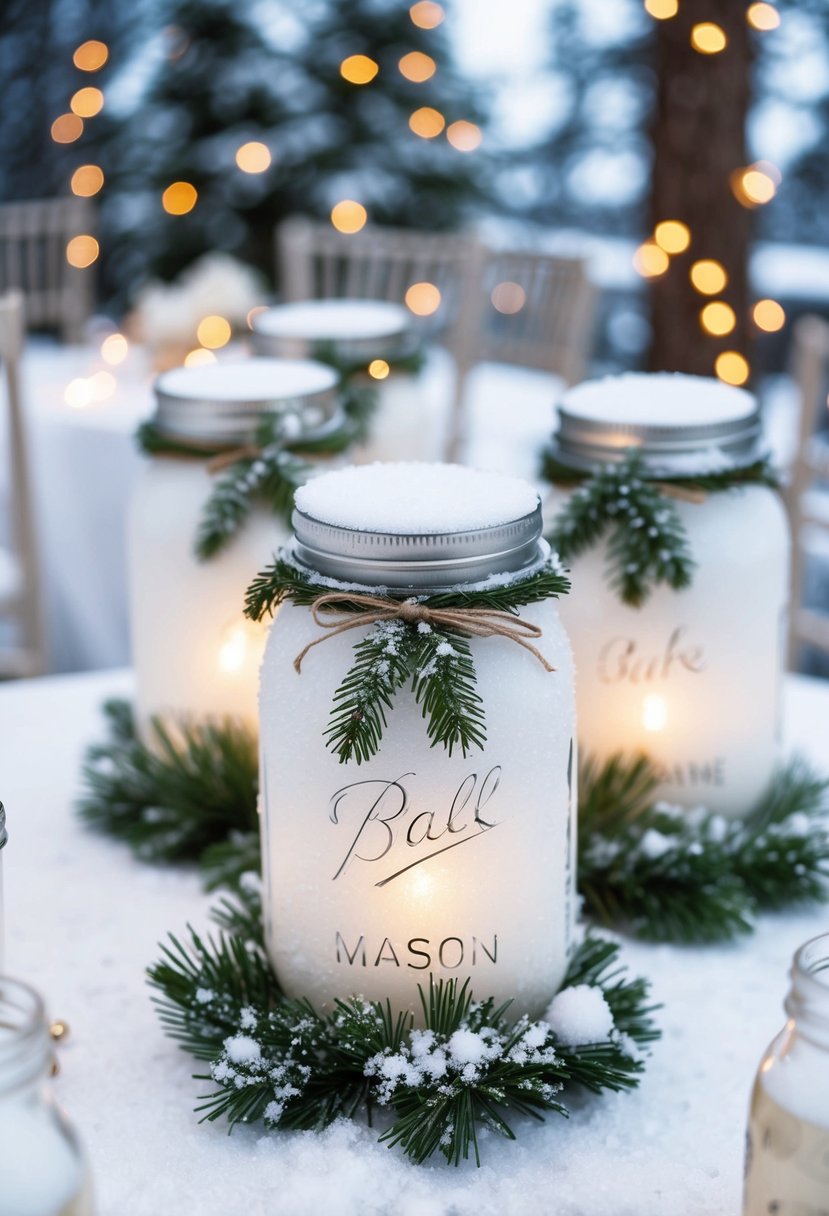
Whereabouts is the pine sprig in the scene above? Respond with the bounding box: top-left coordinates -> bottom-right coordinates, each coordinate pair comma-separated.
244,552 -> 569,764
78,700 -> 258,864
325,621 -> 414,764
579,752 -> 829,943
411,630 -> 486,756
148,908 -> 658,1167
547,452 -> 694,607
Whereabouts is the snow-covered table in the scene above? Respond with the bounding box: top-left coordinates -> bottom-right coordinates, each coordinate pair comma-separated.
1,668 -> 828,1216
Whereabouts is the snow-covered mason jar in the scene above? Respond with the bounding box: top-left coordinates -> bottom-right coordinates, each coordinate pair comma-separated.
251,299 -> 442,462
0,977 -> 94,1216
128,358 -> 341,736
743,932 -> 829,1214
259,462 -> 576,1017
545,374 -> 790,817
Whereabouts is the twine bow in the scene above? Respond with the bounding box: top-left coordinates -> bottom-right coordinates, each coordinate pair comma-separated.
293,593 -> 556,674
206,445 -> 263,474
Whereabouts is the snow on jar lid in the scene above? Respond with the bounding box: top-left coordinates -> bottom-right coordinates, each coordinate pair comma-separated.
152,357 -> 341,447
292,461 -> 549,590
553,372 -> 765,476
251,300 -> 412,362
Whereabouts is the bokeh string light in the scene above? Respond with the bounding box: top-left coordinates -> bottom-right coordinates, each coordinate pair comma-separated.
747,4 -> 780,32
398,51 -> 437,82
409,107 -> 445,138
70,87 -> 104,118
162,182 -> 198,215
446,120 -> 482,152
340,55 -> 379,85
73,40 -> 108,71
410,2 -> 445,29
330,200 -> 368,234
643,0 -> 678,19
405,282 -> 441,315
70,164 -> 104,197
235,142 -> 271,173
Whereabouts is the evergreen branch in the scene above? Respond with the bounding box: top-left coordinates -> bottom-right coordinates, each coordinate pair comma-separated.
411,630 -> 486,757
548,452 -> 695,607
195,435 -> 310,560
324,621 -> 415,764
149,915 -> 658,1166
245,554 -> 568,764
578,752 -> 829,943
244,553 -> 571,624
78,700 -> 258,864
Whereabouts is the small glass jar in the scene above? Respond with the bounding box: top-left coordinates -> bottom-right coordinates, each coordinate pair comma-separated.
545,373 -> 790,817
743,932 -> 829,1215
251,299 -> 442,463
0,804 -> 7,968
128,357 -> 342,737
259,462 -> 576,1017
0,976 -> 93,1216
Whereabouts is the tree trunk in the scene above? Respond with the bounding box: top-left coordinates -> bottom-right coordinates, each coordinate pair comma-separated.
648,2 -> 753,375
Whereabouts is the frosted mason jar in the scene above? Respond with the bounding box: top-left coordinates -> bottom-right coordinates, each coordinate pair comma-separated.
0,977 -> 93,1216
251,299 -> 442,462
743,932 -> 829,1215
128,358 -> 342,737
545,374 -> 790,817
259,462 -> 576,1017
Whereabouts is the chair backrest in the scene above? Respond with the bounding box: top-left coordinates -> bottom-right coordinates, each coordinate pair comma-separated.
0,197 -> 94,343
276,215 -> 486,376
0,290 -> 46,676
477,248 -> 597,386
787,314 -> 829,666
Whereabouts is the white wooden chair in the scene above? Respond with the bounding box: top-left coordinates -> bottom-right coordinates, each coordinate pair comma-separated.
787,314 -> 829,668
458,248 -> 598,475
276,215 -> 487,445
0,291 -> 46,677
0,197 -> 94,343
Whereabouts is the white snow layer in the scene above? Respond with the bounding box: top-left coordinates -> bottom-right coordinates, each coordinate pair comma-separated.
560,373 -> 756,428
254,299 -> 408,341
156,358 -> 338,402
544,985 -> 616,1047
294,462 -> 540,533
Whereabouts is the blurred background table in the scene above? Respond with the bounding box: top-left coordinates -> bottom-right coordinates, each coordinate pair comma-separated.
1,666 -> 827,1216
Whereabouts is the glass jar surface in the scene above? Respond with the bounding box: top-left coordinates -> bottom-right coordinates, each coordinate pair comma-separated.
0,804 -> 6,970
128,357 -> 344,735
0,977 -> 93,1216
259,463 -> 577,1018
545,374 -> 790,817
743,932 -> 829,1215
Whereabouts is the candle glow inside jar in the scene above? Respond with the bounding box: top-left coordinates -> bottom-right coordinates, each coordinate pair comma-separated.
0,977 -> 93,1215
258,462 -> 576,1018
252,299 -> 442,462
128,357 -> 342,736
545,373 -> 790,817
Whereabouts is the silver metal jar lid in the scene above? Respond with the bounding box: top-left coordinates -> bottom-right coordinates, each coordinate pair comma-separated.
290,462 -> 548,590
0,802 -> 6,850
251,300 -> 413,364
152,357 -> 341,447
552,373 -> 766,476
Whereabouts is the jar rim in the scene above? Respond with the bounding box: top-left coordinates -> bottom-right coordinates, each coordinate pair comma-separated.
290,462 -> 548,589
251,300 -> 416,365
552,373 -> 766,476
152,357 -> 341,447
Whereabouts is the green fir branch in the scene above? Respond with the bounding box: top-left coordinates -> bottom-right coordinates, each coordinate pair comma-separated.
245,554 -> 568,765
548,452 -> 695,607
325,621 -> 415,764
411,630 -> 486,757
578,752 -> 829,943
148,914 -> 658,1166
78,699 -> 258,864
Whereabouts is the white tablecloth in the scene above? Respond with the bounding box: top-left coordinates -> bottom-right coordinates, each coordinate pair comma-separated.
1,669 -> 827,1216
